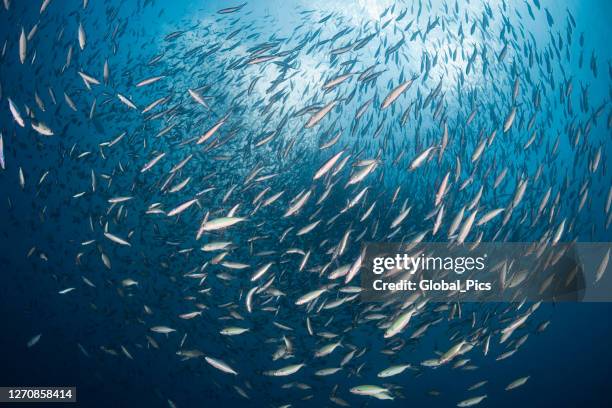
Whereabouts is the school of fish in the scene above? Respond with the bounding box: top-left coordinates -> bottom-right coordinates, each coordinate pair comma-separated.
0,0 -> 610,407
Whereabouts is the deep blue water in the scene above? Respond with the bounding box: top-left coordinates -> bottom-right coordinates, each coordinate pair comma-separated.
1,0 -> 611,407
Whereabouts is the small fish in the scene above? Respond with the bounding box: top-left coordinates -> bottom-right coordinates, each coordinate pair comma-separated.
117,93 -> 137,109
140,153 -> 165,173
104,232 -> 131,246
503,107 -> 516,133
40,0 -> 51,13
150,326 -> 176,334
197,115 -> 228,144
188,88 -> 210,108
0,133 -> 4,169
384,310 -> 414,338
8,98 -> 25,127
201,217 -> 245,232
295,288 -> 326,305
136,76 -> 164,87
31,122 -> 54,136
381,78 -> 414,109
505,376 -> 530,391
220,327 -> 249,336
305,101 -> 337,128
58,288 -> 75,294
595,249 -> 610,283
377,364 -> 411,378
27,334 -> 42,348
314,151 -> 344,180
167,199 -> 198,217
205,356 -> 238,375
217,3 -> 246,14
457,395 -> 487,407
409,146 -> 434,171
264,363 -> 305,377
19,27 -> 26,63
78,22 -> 86,50
350,385 -> 389,396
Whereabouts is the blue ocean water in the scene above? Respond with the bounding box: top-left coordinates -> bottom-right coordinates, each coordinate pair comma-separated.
0,0 -> 611,407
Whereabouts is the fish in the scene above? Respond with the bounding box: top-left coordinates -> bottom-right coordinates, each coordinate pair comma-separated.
202,241 -> 232,252
322,73 -> 353,90
220,327 -> 249,336
78,71 -> 100,86
140,153 -> 165,173
197,115 -> 228,144
0,133 -> 4,169
8,98 -> 25,127
136,76 -> 164,87
595,248 -> 610,282
264,363 -> 305,376
217,3 -> 246,14
503,107 -> 516,133
40,0 -> 51,14
284,190 -> 312,217
315,367 -> 342,376
58,288 -> 75,294
314,151 -> 344,180
409,146 -> 434,171
381,78 -> 414,109
435,172 -> 450,206
314,341 -> 342,357
377,364 -> 411,378
104,232 -> 131,246
31,122 -> 54,136
27,334 -> 42,348
505,376 -> 530,391
200,217 -> 245,232
188,88 -> 210,108
167,198 -> 198,217
121,278 -> 138,287
477,209 -> 504,226
0,2 -> 609,407
178,311 -> 202,320
384,310 -> 414,338
295,288 -> 326,306
251,262 -> 273,281
457,395 -> 487,407
305,101 -> 338,128
350,385 -> 390,396
205,356 -> 238,375
19,27 -> 26,63
117,93 -> 138,109
150,326 -> 176,334
78,22 -> 86,50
